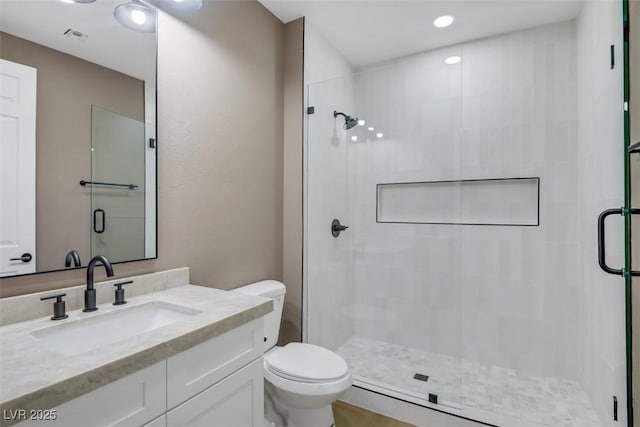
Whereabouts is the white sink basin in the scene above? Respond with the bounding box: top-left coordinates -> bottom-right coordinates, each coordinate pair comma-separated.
31,301 -> 201,356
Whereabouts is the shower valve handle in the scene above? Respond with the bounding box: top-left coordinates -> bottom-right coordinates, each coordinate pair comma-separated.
331,219 -> 349,238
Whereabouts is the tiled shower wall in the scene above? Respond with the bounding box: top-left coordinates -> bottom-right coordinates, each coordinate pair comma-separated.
350,20 -> 581,379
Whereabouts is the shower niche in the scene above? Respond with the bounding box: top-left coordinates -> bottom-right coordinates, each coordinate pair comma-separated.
376,177 -> 540,226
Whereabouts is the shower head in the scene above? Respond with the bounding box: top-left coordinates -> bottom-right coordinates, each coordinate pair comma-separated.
334,110 -> 359,130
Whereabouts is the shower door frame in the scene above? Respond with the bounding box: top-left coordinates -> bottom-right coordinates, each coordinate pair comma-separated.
623,0 -> 634,424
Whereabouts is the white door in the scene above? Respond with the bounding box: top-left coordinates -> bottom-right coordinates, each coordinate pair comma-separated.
0,59 -> 36,276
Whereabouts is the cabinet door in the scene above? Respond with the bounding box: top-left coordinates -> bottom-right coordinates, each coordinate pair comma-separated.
166,357 -> 263,427
17,361 -> 166,427
167,318 -> 263,409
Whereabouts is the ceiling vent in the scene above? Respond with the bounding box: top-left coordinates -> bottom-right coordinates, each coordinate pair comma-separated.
63,28 -> 88,42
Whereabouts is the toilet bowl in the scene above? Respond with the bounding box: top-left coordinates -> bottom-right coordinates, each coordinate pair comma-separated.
234,280 -> 352,427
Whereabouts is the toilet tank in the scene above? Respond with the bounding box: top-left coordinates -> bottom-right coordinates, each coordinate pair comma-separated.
233,280 -> 285,352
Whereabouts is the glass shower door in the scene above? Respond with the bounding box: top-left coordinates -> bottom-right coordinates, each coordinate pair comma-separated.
305,76 -> 355,353
90,106 -> 146,263
306,48 -> 466,412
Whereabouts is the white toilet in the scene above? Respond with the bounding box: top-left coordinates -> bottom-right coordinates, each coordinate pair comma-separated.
234,280 -> 352,427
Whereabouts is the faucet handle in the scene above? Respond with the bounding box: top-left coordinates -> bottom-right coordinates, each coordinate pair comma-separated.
113,280 -> 133,305
114,280 -> 133,287
40,293 -> 68,321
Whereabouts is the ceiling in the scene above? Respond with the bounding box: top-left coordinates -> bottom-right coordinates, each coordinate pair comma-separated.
0,0 -> 155,82
258,0 -> 586,68
1,0 -> 586,76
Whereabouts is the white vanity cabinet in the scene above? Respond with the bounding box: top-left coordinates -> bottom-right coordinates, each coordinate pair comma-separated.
16,318 -> 264,427
165,318 -> 264,427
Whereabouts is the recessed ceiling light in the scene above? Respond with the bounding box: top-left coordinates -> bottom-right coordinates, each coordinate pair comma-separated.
351,136 -> 358,142
376,133 -> 384,139
60,0 -> 96,3
434,15 -> 454,28
445,56 -> 461,65
131,9 -> 147,24
114,0 -> 156,33
358,119 -> 366,126
368,127 -> 374,131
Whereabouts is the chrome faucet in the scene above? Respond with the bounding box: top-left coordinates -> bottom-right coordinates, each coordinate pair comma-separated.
64,249 -> 82,268
83,255 -> 114,312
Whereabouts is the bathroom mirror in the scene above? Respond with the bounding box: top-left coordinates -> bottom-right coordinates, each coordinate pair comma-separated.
0,0 -> 157,277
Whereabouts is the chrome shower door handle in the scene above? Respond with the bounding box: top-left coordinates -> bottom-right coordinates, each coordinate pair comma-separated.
597,207 -> 640,276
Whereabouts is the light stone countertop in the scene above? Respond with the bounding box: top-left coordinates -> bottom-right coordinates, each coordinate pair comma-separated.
0,284 -> 272,418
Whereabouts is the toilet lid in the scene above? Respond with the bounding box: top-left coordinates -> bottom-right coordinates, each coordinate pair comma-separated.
265,343 -> 349,383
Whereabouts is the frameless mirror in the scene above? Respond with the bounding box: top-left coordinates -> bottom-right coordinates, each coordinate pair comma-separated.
0,0 -> 157,277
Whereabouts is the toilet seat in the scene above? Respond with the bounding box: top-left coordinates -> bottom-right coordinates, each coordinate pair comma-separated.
265,343 -> 349,383
264,360 -> 352,402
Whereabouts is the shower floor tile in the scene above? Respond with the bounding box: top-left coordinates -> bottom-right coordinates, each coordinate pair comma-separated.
336,336 -> 602,427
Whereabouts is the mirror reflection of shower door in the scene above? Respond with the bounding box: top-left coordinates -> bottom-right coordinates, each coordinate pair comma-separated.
90,105 -> 145,263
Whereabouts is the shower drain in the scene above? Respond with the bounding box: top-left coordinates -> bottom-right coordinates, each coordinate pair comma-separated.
413,373 -> 429,382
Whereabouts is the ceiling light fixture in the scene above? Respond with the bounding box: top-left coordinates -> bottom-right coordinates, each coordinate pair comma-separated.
368,127 -> 374,131
376,133 -> 384,139
358,119 -> 366,126
114,0 -> 156,33
351,136 -> 358,142
131,9 -> 147,24
434,15 -> 454,28
60,0 -> 96,3
445,56 -> 461,65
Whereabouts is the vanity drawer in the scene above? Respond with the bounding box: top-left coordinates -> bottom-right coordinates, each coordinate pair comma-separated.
166,357 -> 263,427
166,318 -> 263,409
17,361 -> 166,427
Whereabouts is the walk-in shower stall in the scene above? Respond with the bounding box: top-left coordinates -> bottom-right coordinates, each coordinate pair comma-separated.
304,1 -> 633,426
